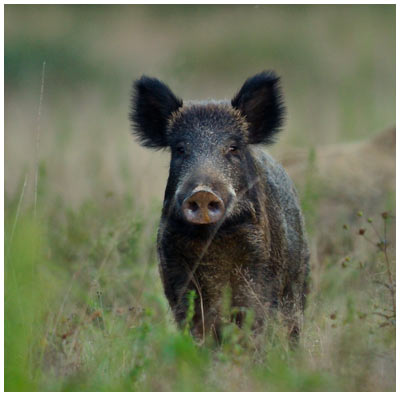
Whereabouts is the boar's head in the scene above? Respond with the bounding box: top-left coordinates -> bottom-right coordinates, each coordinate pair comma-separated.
130,72 -> 285,232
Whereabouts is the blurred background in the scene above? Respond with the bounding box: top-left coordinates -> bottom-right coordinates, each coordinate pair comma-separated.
5,4 -> 395,208
5,5 -> 396,391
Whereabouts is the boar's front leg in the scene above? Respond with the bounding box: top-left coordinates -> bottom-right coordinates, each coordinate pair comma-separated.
281,277 -> 307,348
159,262 -> 194,324
158,261 -> 207,336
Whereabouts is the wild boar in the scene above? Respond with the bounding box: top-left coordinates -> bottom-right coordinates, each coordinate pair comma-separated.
130,71 -> 309,344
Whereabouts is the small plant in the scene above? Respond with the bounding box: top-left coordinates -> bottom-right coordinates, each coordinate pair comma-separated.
344,211 -> 395,327
183,290 -> 197,336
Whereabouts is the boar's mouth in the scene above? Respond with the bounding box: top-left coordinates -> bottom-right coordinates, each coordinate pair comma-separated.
165,189 -> 256,241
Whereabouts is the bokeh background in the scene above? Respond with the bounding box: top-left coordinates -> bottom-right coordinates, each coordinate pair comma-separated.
5,5 -> 396,391
5,4 -> 395,207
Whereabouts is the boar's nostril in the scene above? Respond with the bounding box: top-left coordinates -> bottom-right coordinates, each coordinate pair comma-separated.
188,201 -> 199,212
182,190 -> 225,224
208,201 -> 220,212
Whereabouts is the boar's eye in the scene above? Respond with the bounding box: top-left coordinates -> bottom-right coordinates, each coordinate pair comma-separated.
176,144 -> 185,155
227,144 -> 241,159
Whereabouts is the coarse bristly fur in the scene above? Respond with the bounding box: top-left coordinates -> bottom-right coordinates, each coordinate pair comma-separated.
231,71 -> 285,145
129,71 -> 309,346
130,76 -> 183,149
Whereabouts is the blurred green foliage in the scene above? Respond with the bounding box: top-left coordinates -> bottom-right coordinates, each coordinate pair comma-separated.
4,181 -> 396,391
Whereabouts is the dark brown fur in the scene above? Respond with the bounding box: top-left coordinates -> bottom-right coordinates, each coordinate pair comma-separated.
130,72 -> 310,344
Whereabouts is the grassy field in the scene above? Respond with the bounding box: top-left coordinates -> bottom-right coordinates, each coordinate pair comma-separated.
5,5 -> 395,391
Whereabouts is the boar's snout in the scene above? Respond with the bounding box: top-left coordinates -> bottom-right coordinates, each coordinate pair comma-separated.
182,190 -> 225,224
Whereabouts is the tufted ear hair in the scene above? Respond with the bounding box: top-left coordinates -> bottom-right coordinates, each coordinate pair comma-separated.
130,76 -> 183,149
231,71 -> 285,145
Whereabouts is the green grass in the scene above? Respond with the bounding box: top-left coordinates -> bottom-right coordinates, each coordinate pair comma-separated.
4,4 -> 395,391
5,187 -> 395,391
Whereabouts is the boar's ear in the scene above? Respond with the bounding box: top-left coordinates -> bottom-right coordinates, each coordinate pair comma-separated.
130,76 -> 183,149
231,71 -> 285,145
